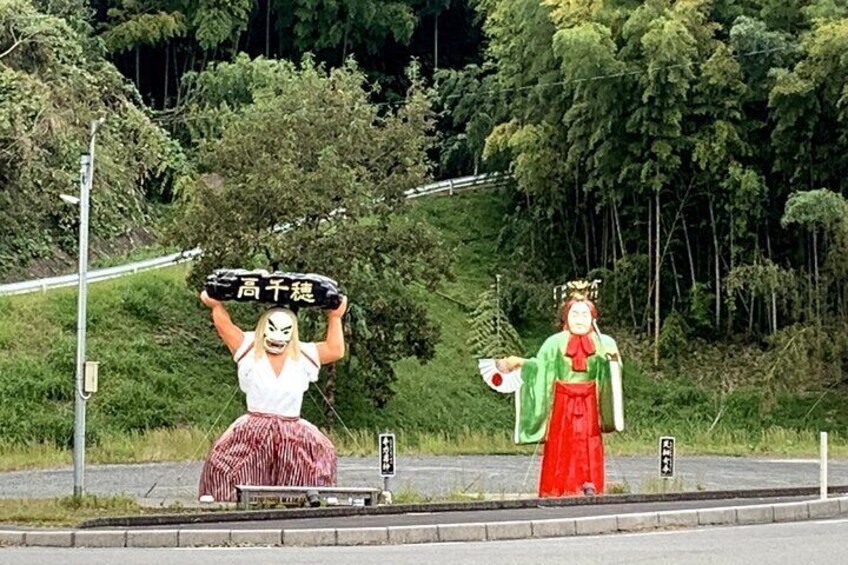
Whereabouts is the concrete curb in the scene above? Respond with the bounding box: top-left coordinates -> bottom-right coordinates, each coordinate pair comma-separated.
76,484 -> 848,529
1,496 -> 846,548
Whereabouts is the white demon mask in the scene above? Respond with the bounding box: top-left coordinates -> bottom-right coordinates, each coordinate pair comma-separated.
263,310 -> 294,354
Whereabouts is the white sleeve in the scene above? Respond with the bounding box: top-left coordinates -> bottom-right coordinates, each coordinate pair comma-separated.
235,332 -> 256,392
300,342 -> 321,383
237,356 -> 256,392
233,331 -> 256,362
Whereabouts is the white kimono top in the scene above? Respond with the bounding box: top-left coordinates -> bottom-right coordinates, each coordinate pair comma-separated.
232,332 -> 321,417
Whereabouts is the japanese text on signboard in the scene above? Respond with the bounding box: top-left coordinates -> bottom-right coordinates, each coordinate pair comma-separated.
379,433 -> 396,477
659,436 -> 675,478
236,278 -> 316,303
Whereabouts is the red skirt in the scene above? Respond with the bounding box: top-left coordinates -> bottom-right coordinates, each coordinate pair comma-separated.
198,412 -> 337,502
538,381 -> 604,497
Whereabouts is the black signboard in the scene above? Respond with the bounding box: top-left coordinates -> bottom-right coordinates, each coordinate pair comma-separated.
205,269 -> 343,310
659,436 -> 675,478
379,433 -> 396,478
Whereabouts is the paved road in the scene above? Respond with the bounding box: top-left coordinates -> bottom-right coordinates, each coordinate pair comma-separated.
2,519 -> 846,564
1,455 -> 845,503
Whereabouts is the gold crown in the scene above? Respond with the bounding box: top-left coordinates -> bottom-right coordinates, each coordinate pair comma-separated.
561,279 -> 601,302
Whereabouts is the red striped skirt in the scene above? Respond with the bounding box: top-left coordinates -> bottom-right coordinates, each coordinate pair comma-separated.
198,412 -> 337,502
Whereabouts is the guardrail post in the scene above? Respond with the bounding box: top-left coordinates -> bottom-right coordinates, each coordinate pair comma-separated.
449,179 -> 454,196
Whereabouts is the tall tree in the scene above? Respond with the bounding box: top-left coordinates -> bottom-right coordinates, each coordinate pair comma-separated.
289,0 -> 417,63
171,57 -> 453,414
0,0 -> 185,274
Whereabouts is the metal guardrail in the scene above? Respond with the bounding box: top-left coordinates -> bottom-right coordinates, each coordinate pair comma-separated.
0,172 -> 510,297
403,171 -> 510,199
0,249 -> 204,296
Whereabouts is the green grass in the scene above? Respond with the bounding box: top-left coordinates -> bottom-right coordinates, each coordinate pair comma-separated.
0,494 -> 143,527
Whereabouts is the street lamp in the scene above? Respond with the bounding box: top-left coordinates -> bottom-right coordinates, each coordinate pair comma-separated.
67,117 -> 105,498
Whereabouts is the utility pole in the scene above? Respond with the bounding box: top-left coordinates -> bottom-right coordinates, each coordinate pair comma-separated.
73,118 -> 104,497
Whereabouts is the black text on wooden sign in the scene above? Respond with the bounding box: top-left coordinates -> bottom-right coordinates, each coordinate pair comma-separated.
379,433 -> 396,477
659,436 -> 675,478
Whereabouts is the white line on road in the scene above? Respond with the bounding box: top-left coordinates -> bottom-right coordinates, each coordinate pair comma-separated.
761,459 -> 818,464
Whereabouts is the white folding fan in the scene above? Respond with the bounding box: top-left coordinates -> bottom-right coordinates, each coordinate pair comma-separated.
478,359 -> 523,394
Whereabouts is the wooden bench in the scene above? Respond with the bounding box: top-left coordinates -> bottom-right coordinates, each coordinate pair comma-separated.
235,485 -> 382,509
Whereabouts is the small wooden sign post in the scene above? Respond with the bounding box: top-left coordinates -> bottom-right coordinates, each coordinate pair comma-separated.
379,432 -> 396,497
659,436 -> 675,487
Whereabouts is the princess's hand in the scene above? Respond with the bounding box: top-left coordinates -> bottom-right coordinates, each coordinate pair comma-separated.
496,355 -> 525,372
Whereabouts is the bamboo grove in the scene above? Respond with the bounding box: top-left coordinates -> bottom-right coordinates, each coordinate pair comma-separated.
438,0 -> 848,372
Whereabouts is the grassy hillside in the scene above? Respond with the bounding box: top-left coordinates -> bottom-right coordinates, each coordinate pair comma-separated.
0,189 -> 524,449
1,188 -> 846,464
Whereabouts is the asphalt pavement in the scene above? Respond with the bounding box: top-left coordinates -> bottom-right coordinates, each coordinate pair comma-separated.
1,455 -> 846,504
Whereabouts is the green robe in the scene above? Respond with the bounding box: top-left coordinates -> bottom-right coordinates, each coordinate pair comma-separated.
514,331 -> 619,444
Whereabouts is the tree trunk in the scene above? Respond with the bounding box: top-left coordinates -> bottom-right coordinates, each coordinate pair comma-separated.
613,200 -> 638,329
602,207 -> 609,268
670,252 -> 682,304
177,51 -> 196,108
163,42 -> 169,109
526,191 -> 536,261
174,42 -> 182,108
265,0 -> 271,57
323,363 -> 337,427
708,198 -> 721,331
135,45 -> 140,88
434,12 -> 439,71
590,203 -> 598,268
747,290 -> 755,337
613,200 -> 626,257
727,208 -> 735,336
766,229 -> 777,333
659,211 -> 682,304
813,230 -> 820,323
645,194 -> 653,336
200,49 -> 209,73
681,211 -> 696,286
771,291 -> 778,334
654,189 -> 661,366
342,15 -> 350,62
577,173 -> 590,274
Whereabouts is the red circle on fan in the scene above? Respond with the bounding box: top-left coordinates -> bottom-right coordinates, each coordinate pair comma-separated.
492,373 -> 503,386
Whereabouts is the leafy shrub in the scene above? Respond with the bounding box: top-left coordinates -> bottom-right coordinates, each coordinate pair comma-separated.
659,310 -> 690,361
119,277 -> 172,324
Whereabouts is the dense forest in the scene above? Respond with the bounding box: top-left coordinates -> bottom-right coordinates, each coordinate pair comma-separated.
3,0 -> 848,422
